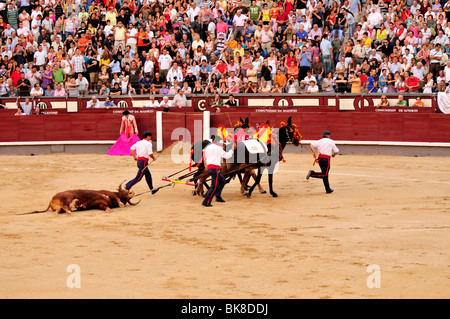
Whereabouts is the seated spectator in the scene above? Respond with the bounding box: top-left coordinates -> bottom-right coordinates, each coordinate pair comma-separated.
259,80 -> 272,93
228,81 -> 240,94
413,97 -> 425,107
76,73 -> 89,96
271,82 -> 283,93
335,72 -> 348,93
140,74 -> 153,94
306,80 -> 319,93
99,83 -> 110,96
168,81 -> 180,95
395,95 -> 407,107
44,84 -> 54,97
273,69 -> 287,91
159,96 -> 173,108
181,82 -> 192,94
438,80 -> 447,92
366,70 -> 378,93
86,96 -> 101,108
160,82 -> 169,95
16,97 -> 33,115
30,83 -> 44,97
145,96 -> 160,108
303,71 -> 317,85
103,96 -> 116,109
192,81 -> 204,94
377,95 -> 390,108
15,106 -> 26,116
244,81 -> 258,93
110,83 -> 122,96
210,94 -> 223,112
323,72 -> 336,93
224,94 -> 238,108
173,89 -> 187,109
17,72 -> 31,97
405,72 -> 420,92
54,83 -> 66,97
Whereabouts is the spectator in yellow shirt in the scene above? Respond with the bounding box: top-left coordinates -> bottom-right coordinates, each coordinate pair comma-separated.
105,7 -> 117,26
375,24 -> 388,45
234,42 -> 245,60
362,32 -> 372,48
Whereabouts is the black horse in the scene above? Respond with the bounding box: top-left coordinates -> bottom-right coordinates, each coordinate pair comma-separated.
190,116 -> 302,198
244,116 -> 301,198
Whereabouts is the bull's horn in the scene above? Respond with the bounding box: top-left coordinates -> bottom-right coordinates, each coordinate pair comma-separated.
118,180 -> 126,191
128,199 -> 141,206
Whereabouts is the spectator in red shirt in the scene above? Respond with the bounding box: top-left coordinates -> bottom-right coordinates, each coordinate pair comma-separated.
276,7 -> 289,31
11,66 -> 22,87
214,59 -> 228,80
405,72 -> 420,92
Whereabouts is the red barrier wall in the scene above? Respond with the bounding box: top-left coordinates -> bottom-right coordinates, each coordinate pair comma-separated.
1,111 -> 450,144
1,95 -> 449,145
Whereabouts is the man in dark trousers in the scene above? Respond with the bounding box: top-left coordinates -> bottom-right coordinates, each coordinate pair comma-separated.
125,131 -> 159,194
202,136 -> 236,207
306,130 -> 339,194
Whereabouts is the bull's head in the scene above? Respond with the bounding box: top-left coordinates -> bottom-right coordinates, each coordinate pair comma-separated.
118,181 -> 141,206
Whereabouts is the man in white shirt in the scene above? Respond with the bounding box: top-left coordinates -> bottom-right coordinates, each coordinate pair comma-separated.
173,89 -> 187,108
17,22 -> 30,37
76,73 -> 89,96
367,7 -> 383,28
33,44 -> 47,67
125,23 -> 138,52
188,3 -> 200,22
191,34 -> 204,50
430,43 -> 443,79
145,96 -> 160,107
31,14 -> 42,38
125,131 -> 158,194
143,55 -> 154,76
201,136 -> 236,207
159,96 -> 173,108
158,49 -> 173,82
444,60 -> 450,84
306,130 -> 339,194
166,61 -> 184,85
411,62 -> 425,80
233,9 -> 248,39
86,96 -> 100,108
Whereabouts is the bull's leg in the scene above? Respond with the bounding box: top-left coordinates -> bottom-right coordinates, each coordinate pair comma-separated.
69,199 -> 80,212
96,202 -> 112,212
245,167 -> 263,198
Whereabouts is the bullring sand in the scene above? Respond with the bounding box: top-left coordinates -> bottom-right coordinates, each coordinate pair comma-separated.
0,146 -> 449,298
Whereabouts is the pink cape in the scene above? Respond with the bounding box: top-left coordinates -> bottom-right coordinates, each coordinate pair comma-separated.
107,134 -> 141,156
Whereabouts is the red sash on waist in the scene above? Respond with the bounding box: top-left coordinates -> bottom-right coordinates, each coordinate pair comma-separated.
137,157 -> 149,162
318,154 -> 331,159
207,164 -> 221,169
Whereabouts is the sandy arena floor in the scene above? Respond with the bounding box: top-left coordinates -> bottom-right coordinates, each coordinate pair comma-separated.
0,147 -> 449,299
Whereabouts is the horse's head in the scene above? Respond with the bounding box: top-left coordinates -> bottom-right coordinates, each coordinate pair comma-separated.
235,117 -> 251,130
234,117 -> 254,139
279,116 -> 302,148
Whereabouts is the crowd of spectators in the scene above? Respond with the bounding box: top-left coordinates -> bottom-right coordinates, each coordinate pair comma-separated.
2,0 -> 450,104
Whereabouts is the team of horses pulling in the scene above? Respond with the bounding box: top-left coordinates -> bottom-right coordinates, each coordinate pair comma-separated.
25,117 -> 303,215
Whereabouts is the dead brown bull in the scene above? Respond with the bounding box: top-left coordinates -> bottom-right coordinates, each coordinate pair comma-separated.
23,182 -> 139,215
